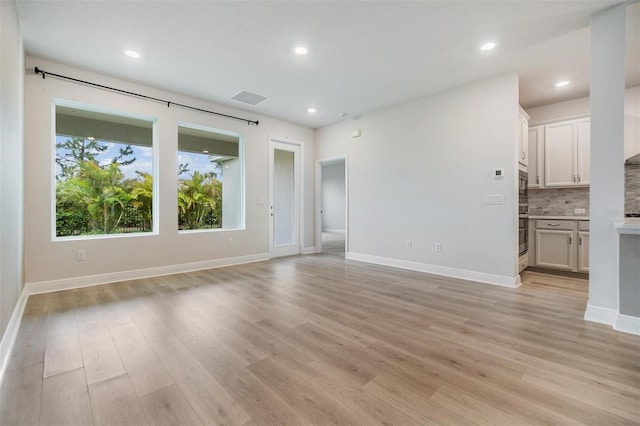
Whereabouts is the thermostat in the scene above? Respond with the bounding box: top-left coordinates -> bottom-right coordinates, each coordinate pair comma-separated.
494,168 -> 505,178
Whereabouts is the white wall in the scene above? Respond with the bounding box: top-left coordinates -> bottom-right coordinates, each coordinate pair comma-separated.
321,162 -> 345,232
316,72 -> 520,286
0,0 -> 24,337
526,85 -> 640,159
588,4 -> 626,323
23,56 -> 315,286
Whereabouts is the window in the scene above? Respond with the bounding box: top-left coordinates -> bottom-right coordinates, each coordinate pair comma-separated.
177,125 -> 244,231
54,103 -> 156,238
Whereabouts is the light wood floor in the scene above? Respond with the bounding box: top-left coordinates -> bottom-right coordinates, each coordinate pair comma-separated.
1,255 -> 639,425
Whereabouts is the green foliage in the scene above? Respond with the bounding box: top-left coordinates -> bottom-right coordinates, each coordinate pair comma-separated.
55,136 -> 224,236
178,171 -> 223,230
55,137 -> 150,237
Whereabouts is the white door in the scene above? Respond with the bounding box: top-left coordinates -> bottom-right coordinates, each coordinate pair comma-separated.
269,140 -> 301,257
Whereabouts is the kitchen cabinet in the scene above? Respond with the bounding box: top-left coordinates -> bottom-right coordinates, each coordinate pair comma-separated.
543,118 -> 590,187
519,109 -> 530,167
532,218 -> 589,274
528,125 -> 543,188
535,220 -> 575,270
577,221 -> 590,272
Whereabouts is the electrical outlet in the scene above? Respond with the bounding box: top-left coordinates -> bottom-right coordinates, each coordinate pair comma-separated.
76,249 -> 86,261
435,242 -> 441,252
574,208 -> 586,214
227,237 -> 233,246
405,239 -> 412,248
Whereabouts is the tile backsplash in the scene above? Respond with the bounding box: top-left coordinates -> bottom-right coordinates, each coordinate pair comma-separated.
626,163 -> 640,214
529,187 -> 589,216
528,163 -> 640,216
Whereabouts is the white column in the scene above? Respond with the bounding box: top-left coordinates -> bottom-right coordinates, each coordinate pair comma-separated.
585,4 -> 626,324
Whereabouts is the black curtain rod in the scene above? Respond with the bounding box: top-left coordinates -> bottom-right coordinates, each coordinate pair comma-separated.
34,66 -> 259,126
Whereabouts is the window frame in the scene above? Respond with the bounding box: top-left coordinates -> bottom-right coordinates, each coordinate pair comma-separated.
176,122 -> 246,233
51,99 -> 159,241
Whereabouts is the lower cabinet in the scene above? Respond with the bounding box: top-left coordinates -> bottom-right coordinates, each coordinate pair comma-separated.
578,231 -> 590,272
534,219 -> 589,273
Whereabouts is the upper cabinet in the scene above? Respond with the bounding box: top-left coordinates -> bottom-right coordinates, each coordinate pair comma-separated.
518,108 -> 530,167
528,126 -> 543,188
528,116 -> 590,188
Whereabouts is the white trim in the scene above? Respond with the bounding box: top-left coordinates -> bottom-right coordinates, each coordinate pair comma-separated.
0,288 -> 29,386
323,228 -> 345,234
583,303 -> 617,325
615,314 -> 640,335
301,246 -> 317,255
316,156 -> 348,255
24,253 -> 269,295
346,252 -> 520,288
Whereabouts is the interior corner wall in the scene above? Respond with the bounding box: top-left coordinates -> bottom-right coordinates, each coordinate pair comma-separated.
23,56 -> 315,286
315,72 -> 520,284
321,163 -> 346,232
0,0 -> 25,336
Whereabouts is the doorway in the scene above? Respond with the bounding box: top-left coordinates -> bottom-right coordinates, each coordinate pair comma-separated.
269,139 -> 301,258
316,157 -> 347,257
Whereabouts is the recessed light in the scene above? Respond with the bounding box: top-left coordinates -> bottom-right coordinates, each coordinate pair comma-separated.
480,42 -> 496,51
294,46 -> 308,55
202,150 -> 209,154
307,108 -> 316,113
87,136 -> 95,141
555,80 -> 570,88
125,50 -> 140,58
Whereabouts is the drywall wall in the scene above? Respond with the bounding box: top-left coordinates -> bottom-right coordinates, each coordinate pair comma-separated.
316,72 -> 520,285
588,4 -> 625,318
23,56 -> 315,285
526,85 -> 640,159
0,0 -> 24,337
321,162 -> 346,232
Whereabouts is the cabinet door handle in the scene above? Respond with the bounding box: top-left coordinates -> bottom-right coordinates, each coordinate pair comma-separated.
548,223 -> 560,227
569,236 -> 573,245
573,174 -> 577,183
536,176 -> 540,184
577,174 -> 581,182
579,236 -> 582,245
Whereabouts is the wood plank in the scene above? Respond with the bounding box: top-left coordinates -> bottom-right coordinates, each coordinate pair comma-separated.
196,345 -> 307,425
139,384 -> 203,426
40,368 -> 94,426
247,357 -> 361,425
88,374 -> 148,426
108,322 -> 174,397
149,336 -> 251,425
0,363 -> 43,426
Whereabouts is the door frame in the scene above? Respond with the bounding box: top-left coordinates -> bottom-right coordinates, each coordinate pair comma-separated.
268,136 -> 304,258
315,156 -> 348,255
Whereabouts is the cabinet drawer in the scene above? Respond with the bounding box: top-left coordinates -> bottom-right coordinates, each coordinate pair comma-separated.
536,220 -> 574,231
578,221 -> 589,231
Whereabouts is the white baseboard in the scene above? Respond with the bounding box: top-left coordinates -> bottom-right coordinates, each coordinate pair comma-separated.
615,314 -> 640,335
301,246 -> 318,255
24,253 -> 270,296
346,252 -> 520,288
0,288 -> 29,387
583,303 -> 617,325
323,229 -> 345,234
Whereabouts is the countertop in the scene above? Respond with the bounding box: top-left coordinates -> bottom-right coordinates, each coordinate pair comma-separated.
615,218 -> 640,235
528,215 -> 590,221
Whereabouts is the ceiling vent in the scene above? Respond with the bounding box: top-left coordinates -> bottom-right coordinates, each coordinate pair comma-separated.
231,90 -> 268,106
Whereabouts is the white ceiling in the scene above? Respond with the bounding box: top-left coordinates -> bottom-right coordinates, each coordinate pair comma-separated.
16,1 -> 640,129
